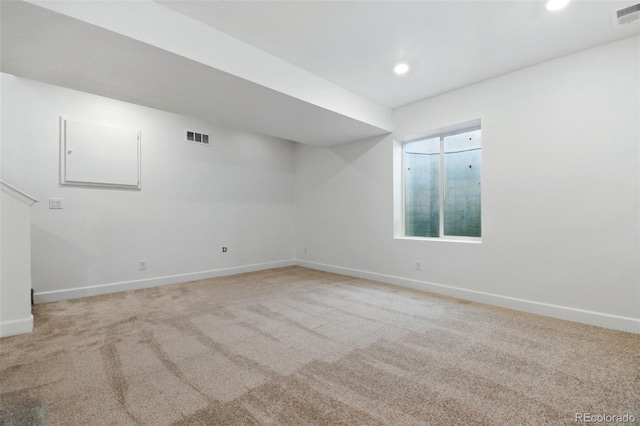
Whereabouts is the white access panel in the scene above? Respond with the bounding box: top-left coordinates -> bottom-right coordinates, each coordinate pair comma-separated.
60,116 -> 141,189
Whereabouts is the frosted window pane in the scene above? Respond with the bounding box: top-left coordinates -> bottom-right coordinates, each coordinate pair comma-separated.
443,129 -> 481,237
405,137 -> 440,237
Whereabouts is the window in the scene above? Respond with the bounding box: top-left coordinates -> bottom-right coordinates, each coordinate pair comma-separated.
403,126 -> 481,239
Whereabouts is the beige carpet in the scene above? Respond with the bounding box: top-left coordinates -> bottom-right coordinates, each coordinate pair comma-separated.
1,266 -> 638,425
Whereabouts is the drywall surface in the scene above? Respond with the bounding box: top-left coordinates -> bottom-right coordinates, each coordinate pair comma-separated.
1,74 -> 295,301
3,1 -> 391,147
0,184 -> 36,337
295,36 -> 640,332
26,0 -> 392,130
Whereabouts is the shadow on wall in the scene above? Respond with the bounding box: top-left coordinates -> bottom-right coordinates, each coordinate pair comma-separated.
31,224 -> 95,294
330,134 -> 389,163
295,133 -> 391,205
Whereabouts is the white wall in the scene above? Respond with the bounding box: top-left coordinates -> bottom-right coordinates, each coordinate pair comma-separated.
0,184 -> 36,337
296,36 -> 640,333
1,74 -> 296,302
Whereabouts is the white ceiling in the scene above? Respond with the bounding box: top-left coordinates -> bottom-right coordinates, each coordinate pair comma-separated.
2,1 -> 638,146
159,0 -> 640,109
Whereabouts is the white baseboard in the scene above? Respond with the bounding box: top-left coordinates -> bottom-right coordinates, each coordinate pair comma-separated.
296,260 -> 640,334
31,258 -> 639,334
34,260 -> 296,304
0,315 -> 34,338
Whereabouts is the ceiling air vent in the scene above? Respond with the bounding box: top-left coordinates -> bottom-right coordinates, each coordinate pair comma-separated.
186,130 -> 210,146
613,3 -> 640,26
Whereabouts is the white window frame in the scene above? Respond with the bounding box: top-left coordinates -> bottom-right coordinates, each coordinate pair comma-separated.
394,119 -> 482,243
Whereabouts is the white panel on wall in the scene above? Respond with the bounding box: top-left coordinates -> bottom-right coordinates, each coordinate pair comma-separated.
60,116 -> 141,189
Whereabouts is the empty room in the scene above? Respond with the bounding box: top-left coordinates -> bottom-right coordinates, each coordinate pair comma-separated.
1,0 -> 639,424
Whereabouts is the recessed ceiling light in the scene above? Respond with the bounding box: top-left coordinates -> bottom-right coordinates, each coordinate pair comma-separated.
394,63 -> 410,75
546,0 -> 570,11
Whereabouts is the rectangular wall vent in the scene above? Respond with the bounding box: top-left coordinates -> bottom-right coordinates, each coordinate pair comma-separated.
186,130 -> 210,146
613,3 -> 640,26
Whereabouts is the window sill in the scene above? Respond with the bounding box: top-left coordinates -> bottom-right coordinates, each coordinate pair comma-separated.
394,236 -> 482,244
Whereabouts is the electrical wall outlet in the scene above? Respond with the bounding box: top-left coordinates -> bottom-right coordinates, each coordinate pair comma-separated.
139,260 -> 146,270
49,198 -> 63,209
415,261 -> 422,271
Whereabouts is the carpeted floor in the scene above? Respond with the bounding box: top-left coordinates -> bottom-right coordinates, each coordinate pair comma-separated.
1,266 -> 638,425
